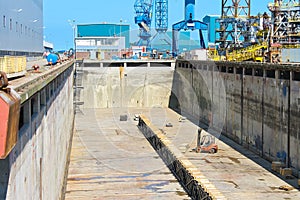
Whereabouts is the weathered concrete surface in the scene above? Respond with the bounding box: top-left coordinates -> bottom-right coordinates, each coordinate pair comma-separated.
0,62 -> 74,199
139,109 -> 300,199
79,67 -> 174,109
172,60 -> 300,175
65,109 -> 189,199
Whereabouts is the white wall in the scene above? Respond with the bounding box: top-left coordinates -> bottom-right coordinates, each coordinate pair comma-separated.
0,0 -> 43,53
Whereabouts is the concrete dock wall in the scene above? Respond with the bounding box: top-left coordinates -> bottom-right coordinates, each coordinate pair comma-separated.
0,62 -> 74,199
77,61 -> 175,109
171,60 -> 300,176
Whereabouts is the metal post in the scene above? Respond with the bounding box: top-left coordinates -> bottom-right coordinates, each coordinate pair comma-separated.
196,128 -> 202,152
73,24 -> 76,59
120,19 -> 122,58
68,19 -> 76,59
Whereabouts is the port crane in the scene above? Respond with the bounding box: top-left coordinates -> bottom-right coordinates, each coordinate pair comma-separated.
134,0 -> 207,54
134,0 -> 169,47
172,0 -> 208,55
134,0 -> 154,46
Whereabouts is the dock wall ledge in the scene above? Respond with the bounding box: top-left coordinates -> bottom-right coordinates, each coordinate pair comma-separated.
138,115 -> 226,200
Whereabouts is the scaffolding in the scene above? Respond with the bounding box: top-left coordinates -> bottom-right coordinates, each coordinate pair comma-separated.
216,0 -> 252,53
268,0 -> 300,47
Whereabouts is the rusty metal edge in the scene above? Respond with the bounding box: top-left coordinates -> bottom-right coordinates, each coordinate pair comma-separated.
10,61 -> 74,104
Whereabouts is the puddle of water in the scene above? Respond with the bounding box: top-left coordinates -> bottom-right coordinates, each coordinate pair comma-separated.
116,173 -> 151,179
143,181 -> 170,192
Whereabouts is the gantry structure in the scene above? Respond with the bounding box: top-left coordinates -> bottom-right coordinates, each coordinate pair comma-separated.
216,0 -> 252,53
268,0 -> 300,48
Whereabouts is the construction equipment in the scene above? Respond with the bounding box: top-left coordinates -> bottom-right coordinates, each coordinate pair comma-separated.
194,129 -> 218,154
198,135 -> 218,153
172,0 -> 208,56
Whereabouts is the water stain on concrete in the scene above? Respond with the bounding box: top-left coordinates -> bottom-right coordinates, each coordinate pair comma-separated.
143,181 -> 170,192
68,176 -> 104,181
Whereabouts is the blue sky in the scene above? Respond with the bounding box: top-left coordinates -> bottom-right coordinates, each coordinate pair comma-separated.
44,0 -> 271,50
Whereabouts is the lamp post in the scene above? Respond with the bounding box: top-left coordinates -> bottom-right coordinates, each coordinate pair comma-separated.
120,19 -> 122,58
68,19 -> 76,59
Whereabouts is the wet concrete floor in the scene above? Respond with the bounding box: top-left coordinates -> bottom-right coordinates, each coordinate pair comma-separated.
65,108 -> 189,199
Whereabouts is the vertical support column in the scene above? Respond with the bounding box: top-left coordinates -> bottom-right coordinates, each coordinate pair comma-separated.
0,157 -> 9,199
172,29 -> 179,55
275,69 -> 282,158
287,70 -> 292,167
40,89 -> 46,109
241,67 -> 245,145
211,64 -> 214,128
262,69 -> 266,158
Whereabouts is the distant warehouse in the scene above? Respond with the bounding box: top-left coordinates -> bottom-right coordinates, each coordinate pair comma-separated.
76,23 -> 130,60
0,0 -> 44,57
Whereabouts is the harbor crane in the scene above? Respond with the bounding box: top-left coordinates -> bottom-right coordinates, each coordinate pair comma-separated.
134,0 -> 154,46
134,0 -> 169,47
172,0 -> 208,55
134,0 -> 207,54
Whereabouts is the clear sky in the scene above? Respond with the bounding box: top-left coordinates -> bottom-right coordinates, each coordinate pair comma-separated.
44,0 -> 271,50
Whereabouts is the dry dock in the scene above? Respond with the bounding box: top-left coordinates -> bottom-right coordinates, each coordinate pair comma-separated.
65,107 -> 300,199
138,108 -> 300,199
64,108 -> 189,199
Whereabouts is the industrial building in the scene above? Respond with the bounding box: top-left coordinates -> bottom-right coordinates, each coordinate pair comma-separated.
0,0 -> 43,56
75,23 -> 130,60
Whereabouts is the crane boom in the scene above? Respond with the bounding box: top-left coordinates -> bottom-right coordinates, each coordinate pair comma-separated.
134,0 -> 154,46
172,0 -> 208,55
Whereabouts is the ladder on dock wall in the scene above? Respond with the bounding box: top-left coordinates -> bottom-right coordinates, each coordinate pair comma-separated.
73,60 -> 84,113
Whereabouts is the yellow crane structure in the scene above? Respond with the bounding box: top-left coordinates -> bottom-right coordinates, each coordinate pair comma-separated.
226,42 -> 268,62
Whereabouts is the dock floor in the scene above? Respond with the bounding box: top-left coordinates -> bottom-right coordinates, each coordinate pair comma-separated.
65,107 -> 300,199
140,108 -> 300,199
65,108 -> 189,199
